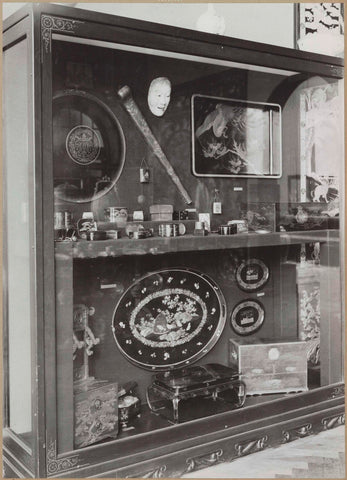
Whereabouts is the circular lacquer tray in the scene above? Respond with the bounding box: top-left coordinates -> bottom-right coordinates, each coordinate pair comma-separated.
66,125 -> 102,166
235,258 -> 269,292
112,268 -> 226,370
230,299 -> 265,336
53,90 -> 126,203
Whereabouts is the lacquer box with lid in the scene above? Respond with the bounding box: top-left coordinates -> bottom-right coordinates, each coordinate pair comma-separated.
2,3 -> 344,478
146,363 -> 246,423
229,338 -> 309,395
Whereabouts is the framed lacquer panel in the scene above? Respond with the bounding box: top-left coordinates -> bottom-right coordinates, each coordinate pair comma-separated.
191,95 -> 282,178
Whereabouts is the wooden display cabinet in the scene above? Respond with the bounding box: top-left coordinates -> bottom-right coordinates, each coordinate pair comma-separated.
3,4 -> 345,478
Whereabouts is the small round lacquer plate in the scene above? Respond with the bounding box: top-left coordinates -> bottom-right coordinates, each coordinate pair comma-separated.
66,125 -> 101,166
112,268 -> 226,370
230,299 -> 265,336
235,258 -> 269,292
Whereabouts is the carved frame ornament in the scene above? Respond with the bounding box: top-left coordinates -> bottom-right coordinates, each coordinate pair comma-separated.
282,423 -> 312,442
43,404 -> 345,477
184,449 -> 223,474
41,15 -> 82,54
126,465 -> 167,478
321,413 -> 345,430
331,385 -> 345,398
46,441 -> 80,476
235,435 -> 268,456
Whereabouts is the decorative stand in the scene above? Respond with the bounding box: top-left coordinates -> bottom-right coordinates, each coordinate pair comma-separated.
73,304 -> 119,448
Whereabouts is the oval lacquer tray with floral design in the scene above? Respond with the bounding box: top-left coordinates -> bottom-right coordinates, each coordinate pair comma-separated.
112,269 -> 226,370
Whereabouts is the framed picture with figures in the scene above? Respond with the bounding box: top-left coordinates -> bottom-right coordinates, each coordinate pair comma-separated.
191,94 -> 282,178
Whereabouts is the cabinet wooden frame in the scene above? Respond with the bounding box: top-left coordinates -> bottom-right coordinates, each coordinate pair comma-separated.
2,4 -> 345,478
2,9 -> 46,477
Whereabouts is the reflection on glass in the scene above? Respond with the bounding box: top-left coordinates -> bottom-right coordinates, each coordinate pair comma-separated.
3,38 -> 33,448
51,38 -> 343,451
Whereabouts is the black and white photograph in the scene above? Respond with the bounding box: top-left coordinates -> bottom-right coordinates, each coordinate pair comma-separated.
2,2 -> 345,478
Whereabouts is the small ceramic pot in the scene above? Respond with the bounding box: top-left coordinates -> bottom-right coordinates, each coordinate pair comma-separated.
118,396 -> 140,430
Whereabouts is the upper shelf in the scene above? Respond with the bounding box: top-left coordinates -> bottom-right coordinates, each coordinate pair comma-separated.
55,229 -> 339,260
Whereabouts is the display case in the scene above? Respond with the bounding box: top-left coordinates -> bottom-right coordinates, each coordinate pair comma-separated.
2,4 -> 345,478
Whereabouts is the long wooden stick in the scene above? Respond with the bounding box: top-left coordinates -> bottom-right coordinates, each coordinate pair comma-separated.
118,85 -> 192,205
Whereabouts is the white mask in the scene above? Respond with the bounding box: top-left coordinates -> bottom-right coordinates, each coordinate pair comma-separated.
147,77 -> 171,117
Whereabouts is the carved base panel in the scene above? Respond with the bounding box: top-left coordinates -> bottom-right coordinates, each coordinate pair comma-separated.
3,378 -> 344,479
3,395 -> 344,478
40,399 -> 345,479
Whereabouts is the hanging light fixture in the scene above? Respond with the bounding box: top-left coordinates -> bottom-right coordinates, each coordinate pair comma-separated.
196,3 -> 226,35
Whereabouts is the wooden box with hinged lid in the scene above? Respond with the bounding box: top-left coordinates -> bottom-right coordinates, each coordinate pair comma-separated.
229,338 -> 309,395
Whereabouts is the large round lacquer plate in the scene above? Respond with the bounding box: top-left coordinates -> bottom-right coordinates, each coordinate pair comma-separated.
112,269 -> 226,370
53,90 -> 126,203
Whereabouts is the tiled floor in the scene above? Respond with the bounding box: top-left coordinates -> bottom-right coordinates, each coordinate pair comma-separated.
182,425 -> 345,478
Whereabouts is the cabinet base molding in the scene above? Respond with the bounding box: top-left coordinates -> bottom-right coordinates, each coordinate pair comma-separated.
3,456 -> 30,479
2,445 -> 34,479
321,413 -> 345,430
125,465 -> 167,479
235,436 -> 268,456
29,395 -> 343,479
282,423 -> 312,442
184,449 -> 223,474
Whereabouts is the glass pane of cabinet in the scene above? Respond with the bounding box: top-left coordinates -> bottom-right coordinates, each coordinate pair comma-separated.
3,37 -> 34,449
52,36 -> 344,452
